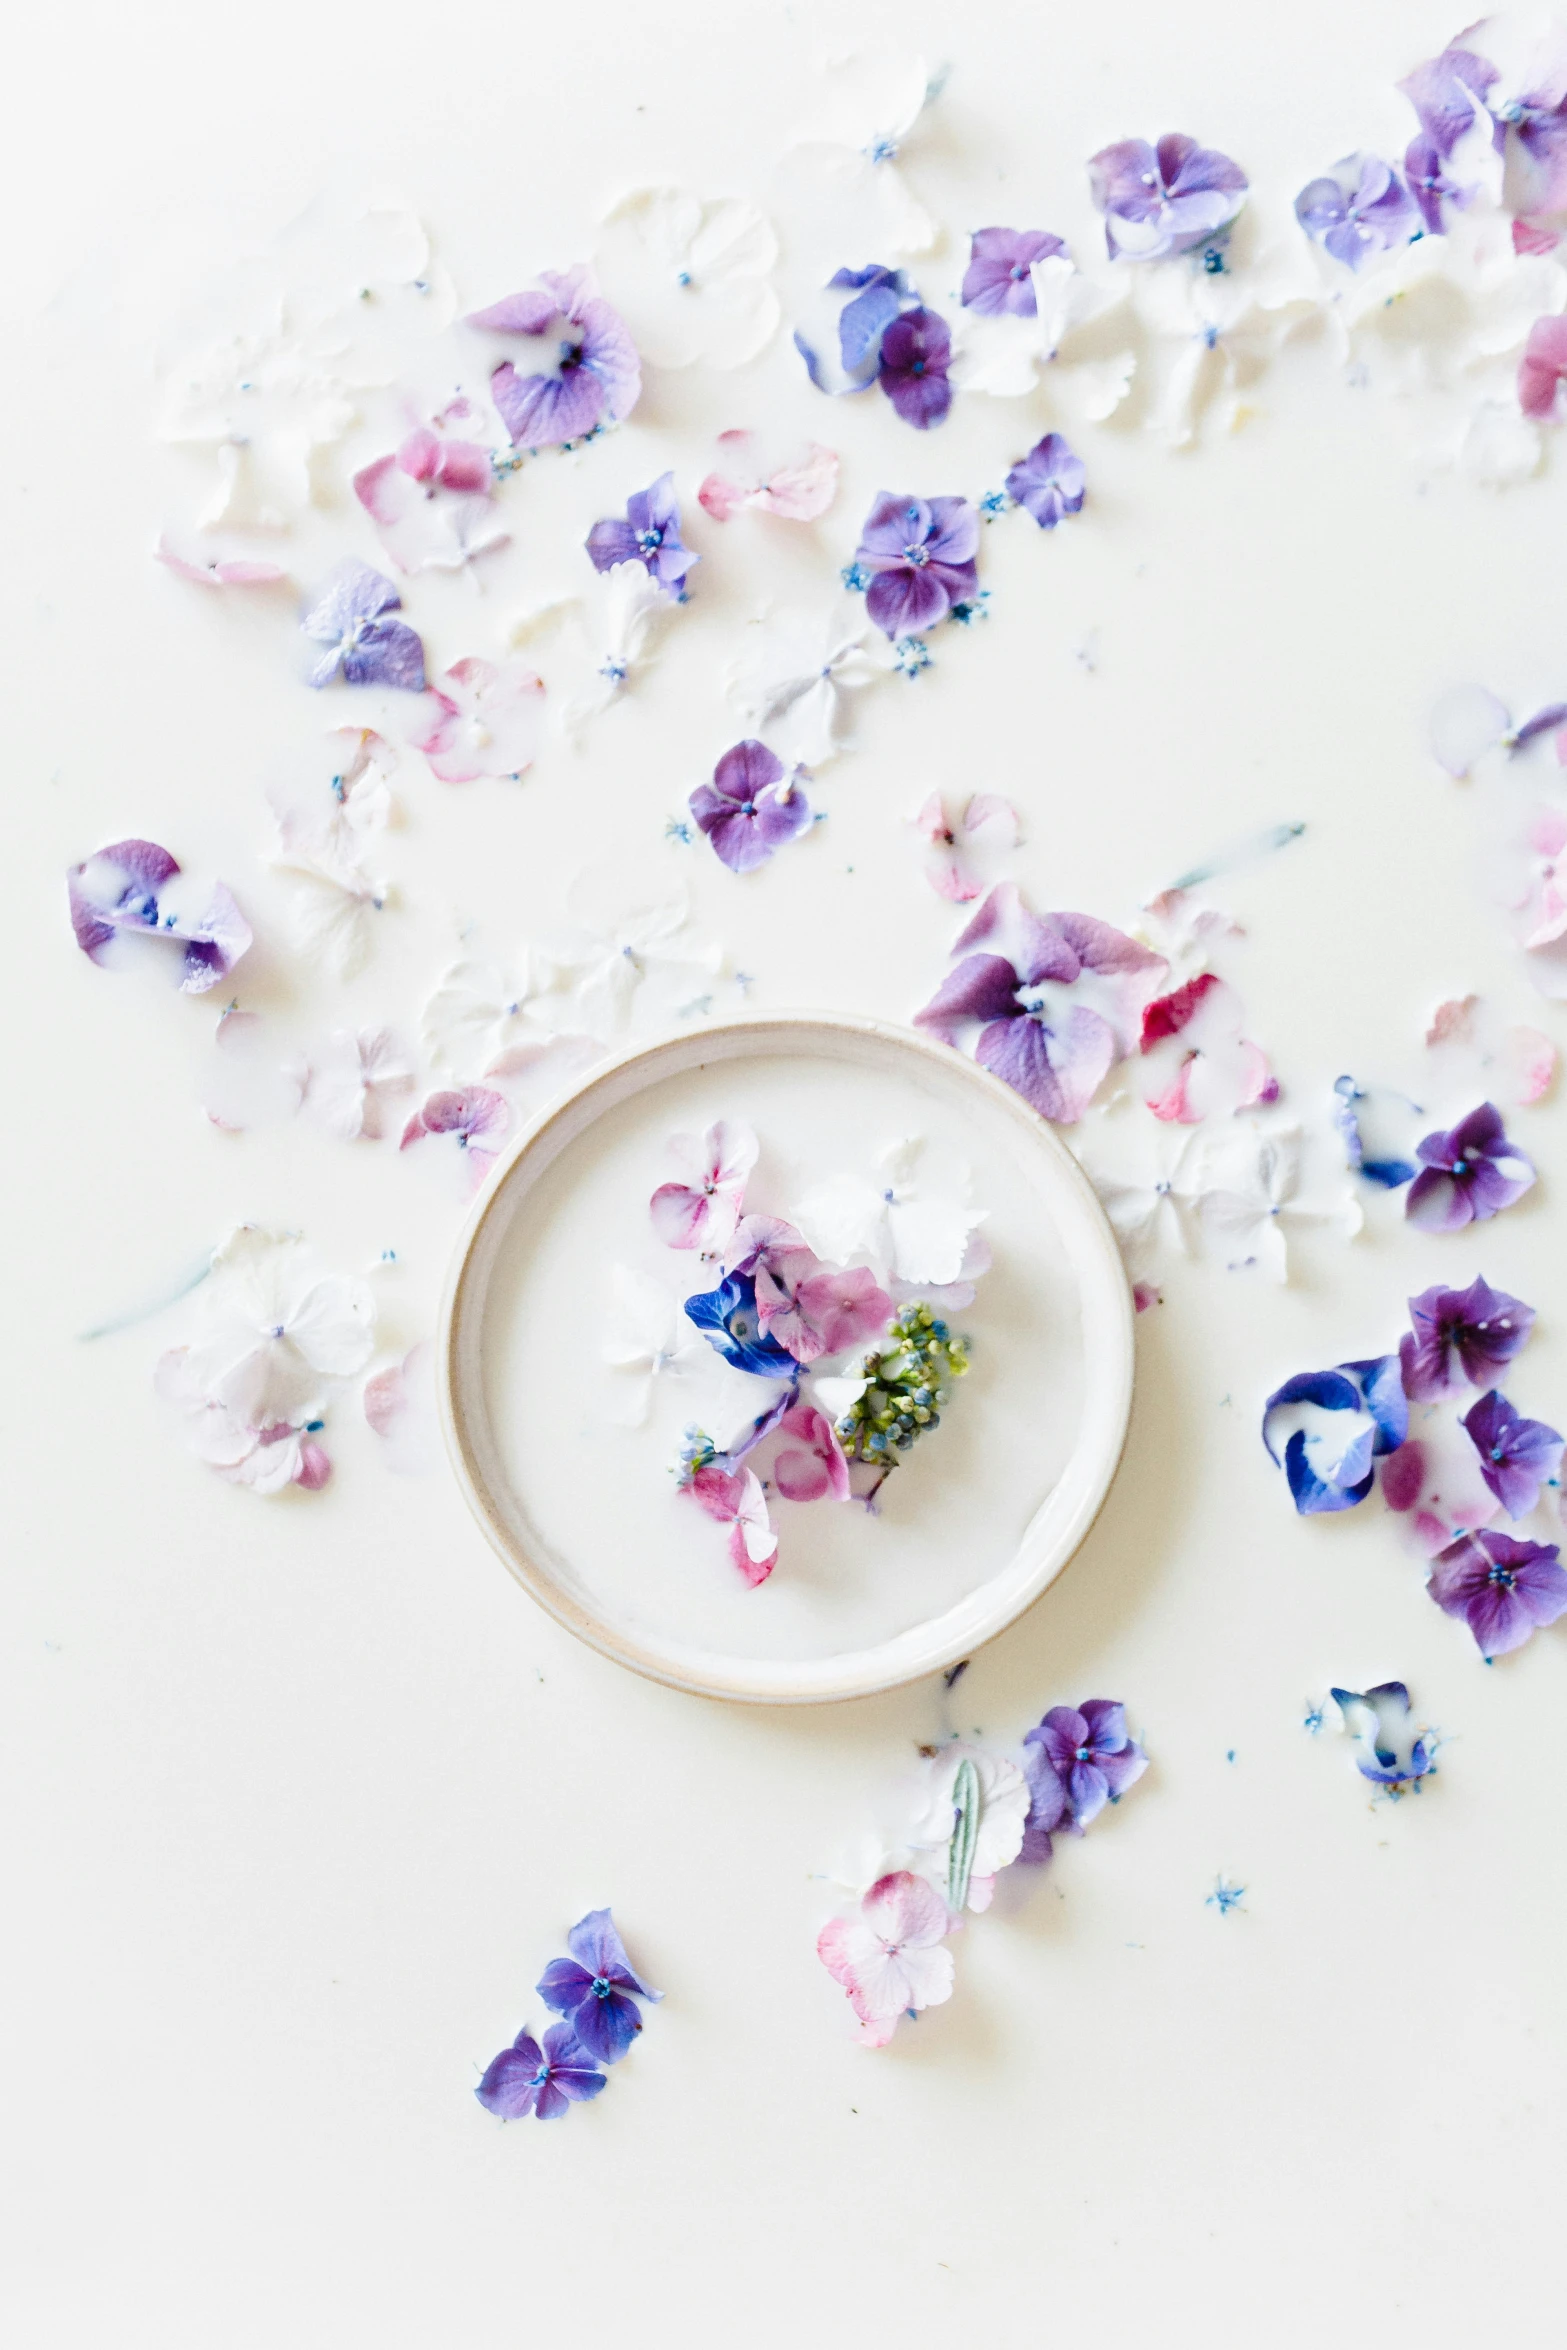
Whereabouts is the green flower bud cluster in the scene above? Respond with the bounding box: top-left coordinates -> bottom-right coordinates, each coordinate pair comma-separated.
837,1302 -> 970,1469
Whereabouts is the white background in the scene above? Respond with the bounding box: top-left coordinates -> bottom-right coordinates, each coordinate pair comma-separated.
5,1 -> 1566,2341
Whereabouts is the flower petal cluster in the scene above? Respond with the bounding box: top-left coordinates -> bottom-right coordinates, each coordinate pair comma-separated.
911,790 -> 1019,903
916,882 -> 1165,1123
1296,152 -> 1419,269
1405,1102 -> 1536,1229
352,423 -> 506,574
961,226 -> 1068,316
854,491 -> 979,636
536,1908 -> 663,2063
688,1461 -> 779,1584
817,1871 -> 954,2047
586,472 -> 698,599
1428,1527 -> 1567,1656
649,1119 -> 758,1252
1330,1683 -> 1438,1795
412,657 -> 545,784
1399,1276 -> 1534,1399
1262,1356 -> 1408,1514
876,305 -> 953,427
683,1271 -> 799,1378
471,266 -> 641,447
68,838 -> 252,994
399,1085 -> 511,1188
689,740 -> 812,873
158,1227 -> 373,1495
1461,1389 -> 1564,1517
1088,132 -> 1248,260
697,430 -> 838,522
301,561 -> 426,691
475,2024 -> 605,2121
1004,431 -> 1086,528
1023,1701 -> 1148,1834
818,1696 -> 1147,2044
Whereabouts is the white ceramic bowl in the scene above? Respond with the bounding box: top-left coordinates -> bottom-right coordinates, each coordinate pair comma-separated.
438,1013 -> 1134,1704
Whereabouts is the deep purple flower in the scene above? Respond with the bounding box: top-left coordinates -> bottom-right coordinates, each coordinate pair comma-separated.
1398,46 -> 1498,160
1022,1701 -> 1147,1831
854,491 -> 979,638
961,227 -> 1068,317
586,471 -> 698,599
915,900 -> 1162,1123
471,266 -> 641,449
1428,1527 -> 1567,1656
67,838 -> 252,993
690,739 -> 812,873
1262,1356 -> 1408,1515
536,1908 -> 662,2065
301,562 -> 426,691
1295,153 -> 1419,269
1405,1103 -> 1536,1231
877,306 -> 952,428
1461,1390 -> 1564,1518
475,2021 -> 606,2121
1399,1276 -> 1535,1401
1088,132 -> 1248,260
1004,431 -> 1086,529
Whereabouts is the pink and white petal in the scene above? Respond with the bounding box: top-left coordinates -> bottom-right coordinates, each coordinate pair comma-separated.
860,1869 -> 950,1951
959,794 -> 1020,852
755,442 -> 840,520
363,1341 -> 439,1476
1145,1056 -> 1200,1123
649,1181 -> 710,1248
1507,1024 -> 1557,1104
697,469 -> 750,521
774,1447 -> 830,1502
924,841 -> 981,902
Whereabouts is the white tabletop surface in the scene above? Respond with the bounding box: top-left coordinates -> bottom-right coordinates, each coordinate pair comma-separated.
5,1 -> 1565,2341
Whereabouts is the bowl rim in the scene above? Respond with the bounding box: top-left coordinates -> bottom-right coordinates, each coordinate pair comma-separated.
437,1009 -> 1135,1706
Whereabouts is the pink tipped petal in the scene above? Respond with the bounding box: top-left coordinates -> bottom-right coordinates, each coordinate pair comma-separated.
1519,314 -> 1567,419
697,471 -> 748,520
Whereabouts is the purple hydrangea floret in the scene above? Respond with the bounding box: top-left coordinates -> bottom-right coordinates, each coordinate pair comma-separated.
535,1908 -> 663,2066
1428,1528 -> 1567,1657
472,268 -> 641,449
586,471 -> 698,599
1405,1103 -> 1536,1232
1461,1389 -> 1564,1519
475,2021 -> 606,2121
1295,152 -> 1419,269
1088,132 -> 1248,260
67,838 -> 252,994
1400,1276 -> 1535,1401
1023,1701 -> 1148,1832
690,740 -> 813,873
877,306 -> 953,429
301,561 -> 426,691
1005,431 -> 1086,528
854,491 -> 979,638
1397,45 -> 1499,159
961,226 -> 1068,316
915,897 -> 1161,1124
1262,1356 -> 1408,1515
